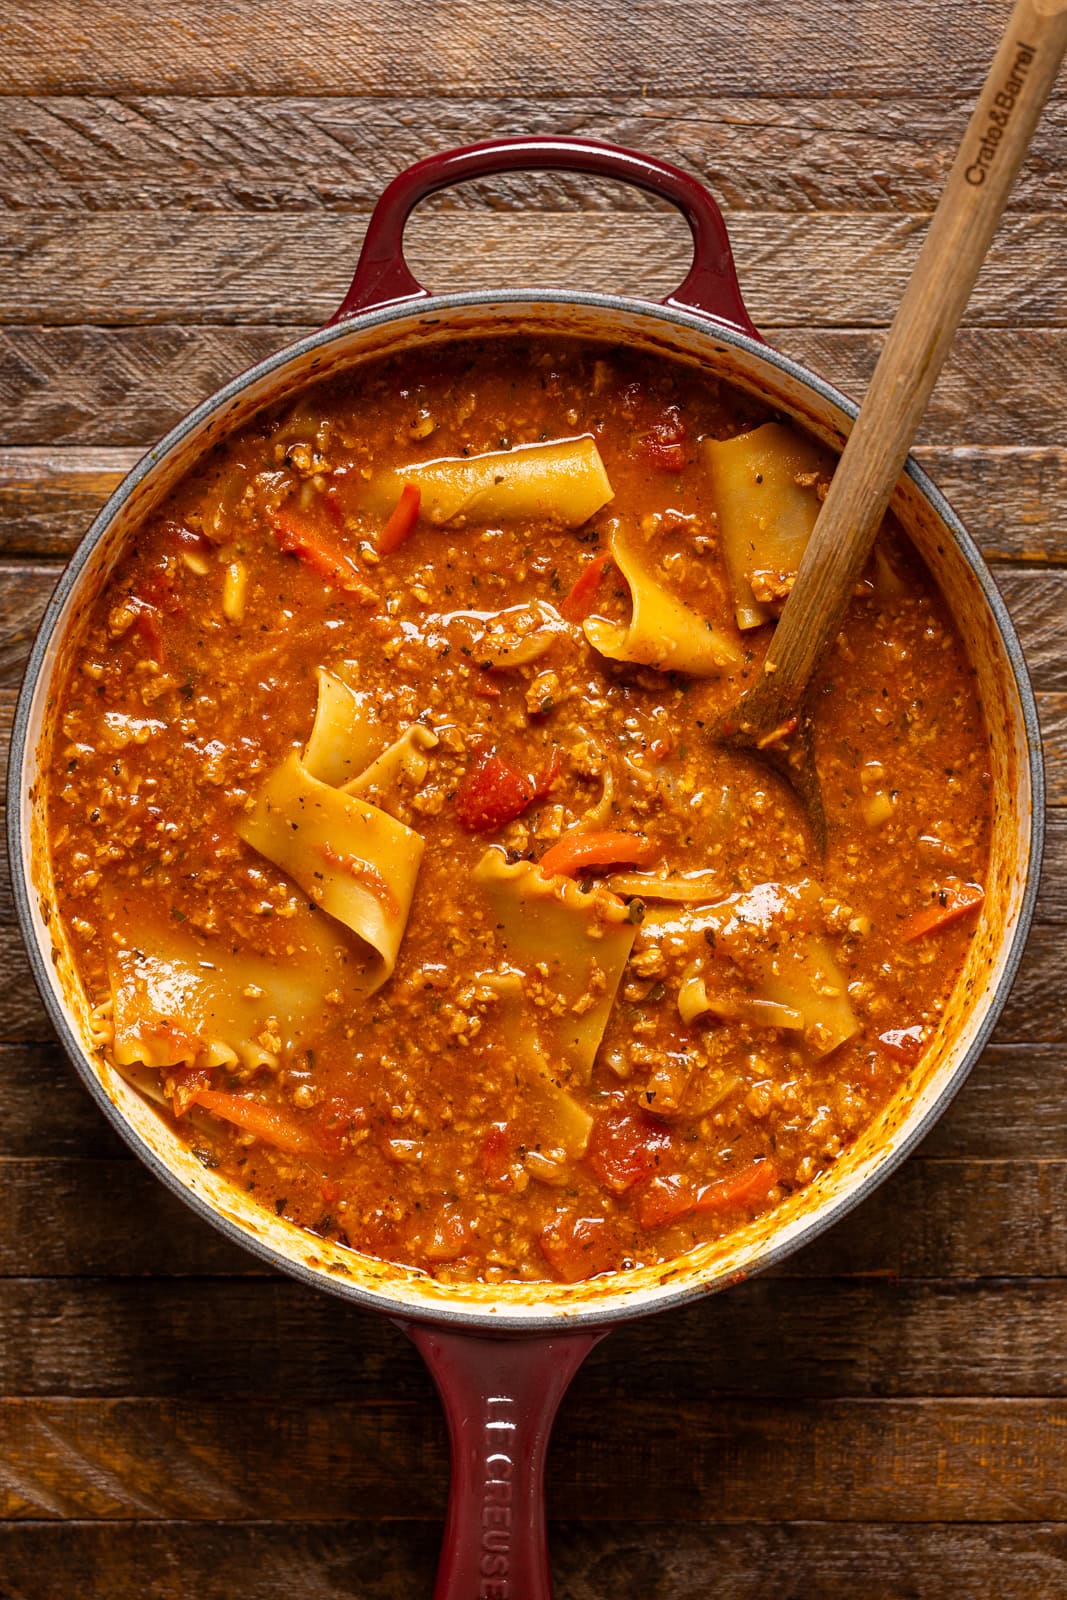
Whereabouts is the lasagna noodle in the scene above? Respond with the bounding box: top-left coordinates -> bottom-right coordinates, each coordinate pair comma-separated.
473,847 -> 636,1084
107,907 -> 349,1070
701,421 -> 832,629
643,879 -> 859,1057
302,667 -> 385,788
362,436 -> 614,528
583,523 -> 740,676
236,751 -> 424,993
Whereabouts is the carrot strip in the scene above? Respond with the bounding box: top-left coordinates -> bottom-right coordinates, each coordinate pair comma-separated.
377,483 -> 421,555
270,510 -> 365,590
694,1159 -> 779,1214
559,553 -> 614,622
635,1159 -> 778,1230
186,1089 -> 323,1157
901,879 -> 985,942
538,828 -> 657,879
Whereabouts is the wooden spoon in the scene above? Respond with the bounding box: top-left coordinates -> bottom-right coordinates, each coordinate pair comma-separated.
716,0 -> 1067,850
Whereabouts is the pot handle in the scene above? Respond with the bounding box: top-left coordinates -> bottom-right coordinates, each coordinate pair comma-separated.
329,136 -> 761,339
398,1319 -> 607,1600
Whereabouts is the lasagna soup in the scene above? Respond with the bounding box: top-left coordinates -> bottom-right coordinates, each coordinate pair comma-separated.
45,339 -> 991,1284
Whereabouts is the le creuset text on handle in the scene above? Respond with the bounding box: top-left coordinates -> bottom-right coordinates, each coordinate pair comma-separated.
329,135 -> 761,340
400,1322 -> 606,1600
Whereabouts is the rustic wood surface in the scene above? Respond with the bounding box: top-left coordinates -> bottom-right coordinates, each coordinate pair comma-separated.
1,3 -> 1064,1596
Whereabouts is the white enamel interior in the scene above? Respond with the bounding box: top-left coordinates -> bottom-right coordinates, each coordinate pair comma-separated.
12,293 -> 1041,1329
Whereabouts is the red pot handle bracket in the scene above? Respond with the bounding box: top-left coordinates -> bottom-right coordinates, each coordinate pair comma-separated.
399,1320 -> 608,1600
329,135 -> 761,339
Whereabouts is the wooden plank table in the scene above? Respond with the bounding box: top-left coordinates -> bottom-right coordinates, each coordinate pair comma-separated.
1,3 -> 1064,1594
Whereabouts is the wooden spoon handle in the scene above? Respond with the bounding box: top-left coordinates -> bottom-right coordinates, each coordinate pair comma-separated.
755,0 -> 1067,715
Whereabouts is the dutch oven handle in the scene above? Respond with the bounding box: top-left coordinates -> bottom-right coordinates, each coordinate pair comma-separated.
328,135 -> 761,339
398,1320 -> 608,1600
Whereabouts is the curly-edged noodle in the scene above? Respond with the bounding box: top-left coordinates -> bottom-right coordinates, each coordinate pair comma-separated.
701,421 -> 832,630
302,667 -> 384,788
473,847 -> 636,1084
361,436 -> 613,528
107,905 -> 350,1070
583,523 -> 740,676
236,752 -> 424,993
343,723 -> 438,801
484,973 -> 594,1158
644,879 -> 859,1058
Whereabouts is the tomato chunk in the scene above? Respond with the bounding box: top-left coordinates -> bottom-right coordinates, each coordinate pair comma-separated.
539,1213 -> 617,1283
453,746 -> 536,832
878,1025 -> 925,1063
588,1108 -> 674,1194
559,553 -> 614,622
642,406 -> 688,472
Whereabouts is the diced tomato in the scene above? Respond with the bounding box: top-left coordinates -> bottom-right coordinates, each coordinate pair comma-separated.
559,553 -> 614,622
132,601 -> 165,662
878,1025 -> 925,1063
539,1213 -> 617,1283
642,406 -> 688,472
634,1173 -> 695,1230
312,1095 -> 367,1160
587,1108 -> 674,1195
480,1123 -> 514,1189
320,1175 -> 341,1206
901,879 -> 985,941
473,673 -> 503,699
453,745 -> 536,832
377,483 -> 421,555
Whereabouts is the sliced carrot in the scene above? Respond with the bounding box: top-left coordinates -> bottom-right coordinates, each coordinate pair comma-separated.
186,1089 -> 323,1157
901,878 -> 985,942
693,1159 -> 779,1214
538,828 -> 657,879
559,553 -> 614,622
635,1159 -> 777,1230
377,482 -> 421,555
270,510 -> 364,590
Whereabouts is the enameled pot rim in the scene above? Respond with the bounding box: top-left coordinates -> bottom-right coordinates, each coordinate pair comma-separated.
7,286 -> 1046,1332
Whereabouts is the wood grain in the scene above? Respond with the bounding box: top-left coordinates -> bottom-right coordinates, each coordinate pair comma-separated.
3,212 -> 1065,328
5,326 -> 1066,450
2,96 -> 1065,216
5,1275 -> 1066,1398
0,1521 -> 1061,1600
1,2 -> 1054,99
0,1394 -> 1062,1522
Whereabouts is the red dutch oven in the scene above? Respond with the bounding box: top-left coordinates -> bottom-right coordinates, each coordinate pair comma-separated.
8,138 -> 1043,1598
